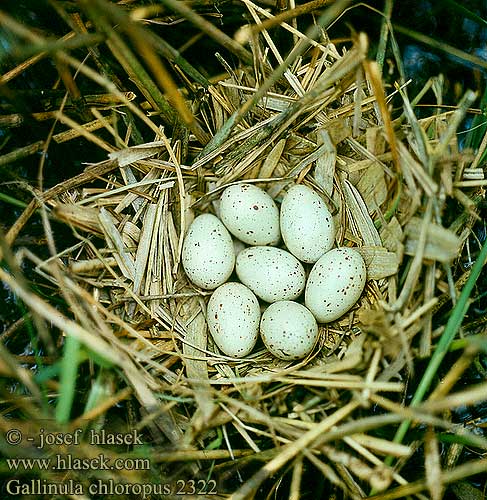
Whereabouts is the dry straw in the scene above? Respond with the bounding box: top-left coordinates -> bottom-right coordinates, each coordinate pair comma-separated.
0,0 -> 486,498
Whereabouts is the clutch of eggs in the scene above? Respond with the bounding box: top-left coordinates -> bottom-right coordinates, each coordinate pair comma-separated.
182,183 -> 367,360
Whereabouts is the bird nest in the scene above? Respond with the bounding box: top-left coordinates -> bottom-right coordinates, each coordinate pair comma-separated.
1,2 -> 487,499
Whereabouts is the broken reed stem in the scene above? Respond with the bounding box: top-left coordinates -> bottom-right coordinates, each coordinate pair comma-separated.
151,449 -> 254,462
0,141 -> 45,167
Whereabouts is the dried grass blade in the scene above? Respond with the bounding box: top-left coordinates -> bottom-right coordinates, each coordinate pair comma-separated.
109,141 -> 166,166
351,434 -> 412,458
396,141 -> 437,196
368,458 -> 487,500
315,129 -> 336,195
79,179 -> 173,206
53,111 -> 115,153
390,237 -> 487,453
356,246 -> 399,279
421,381 -> 487,413
342,179 -> 382,246
363,59 -> 400,172
133,204 -> 157,294
99,207 -> 135,281
204,0 -> 356,155
114,168 -> 160,214
243,0 -> 305,96
433,90 -> 477,159
244,0 -> 336,40
404,217 -> 461,263
122,359 -> 183,444
53,116 -> 117,144
425,427 -> 444,500
182,303 -> 215,425
158,0 -> 252,65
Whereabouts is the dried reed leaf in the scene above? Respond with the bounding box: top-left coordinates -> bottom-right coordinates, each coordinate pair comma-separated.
342,179 -> 382,246
133,204 -> 157,294
287,142 -> 329,179
323,118 -> 353,145
356,163 -> 388,208
182,300 -> 215,426
366,126 -> 386,155
379,217 -> 403,255
99,207 -> 135,280
314,129 -> 336,196
121,220 -> 141,244
259,139 -> 286,178
122,359 -> 183,445
259,95 -> 293,112
108,141 -> 165,167
114,168 -> 160,214
404,217 -> 461,263
311,334 -> 366,374
356,246 -> 399,280
342,153 -> 393,173
54,203 -> 103,235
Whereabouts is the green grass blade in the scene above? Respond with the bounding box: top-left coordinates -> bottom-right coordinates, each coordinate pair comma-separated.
442,0 -> 487,28
376,0 -> 393,73
463,84 -> 487,153
55,335 -> 81,424
0,192 -> 28,209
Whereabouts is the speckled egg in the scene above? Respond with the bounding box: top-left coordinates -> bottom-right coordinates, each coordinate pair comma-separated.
280,184 -> 335,263
260,301 -> 318,360
182,214 -> 235,290
220,184 -> 280,245
305,247 -> 366,322
236,246 -> 306,303
207,282 -> 260,357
